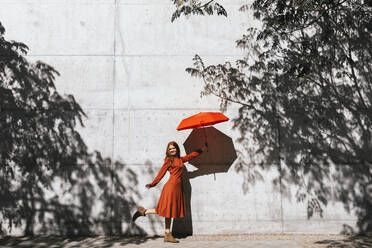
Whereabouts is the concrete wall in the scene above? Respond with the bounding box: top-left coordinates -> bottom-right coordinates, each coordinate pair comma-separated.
0,0 -> 357,235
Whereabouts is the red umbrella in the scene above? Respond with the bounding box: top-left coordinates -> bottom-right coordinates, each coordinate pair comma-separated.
177,112 -> 229,130
177,112 -> 229,144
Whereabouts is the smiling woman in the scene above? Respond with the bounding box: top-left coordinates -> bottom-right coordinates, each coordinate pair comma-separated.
132,141 -> 207,243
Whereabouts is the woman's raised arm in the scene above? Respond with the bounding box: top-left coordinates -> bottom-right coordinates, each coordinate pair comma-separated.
181,143 -> 208,163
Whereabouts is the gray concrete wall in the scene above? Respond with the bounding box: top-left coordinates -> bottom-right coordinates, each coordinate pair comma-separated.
0,0 -> 357,235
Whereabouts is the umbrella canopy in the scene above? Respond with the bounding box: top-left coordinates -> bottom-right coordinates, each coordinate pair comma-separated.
183,126 -> 237,173
176,112 -> 229,131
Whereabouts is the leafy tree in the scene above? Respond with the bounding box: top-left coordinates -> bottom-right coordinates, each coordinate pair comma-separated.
0,22 -> 145,235
174,0 -> 372,234
171,0 -> 227,22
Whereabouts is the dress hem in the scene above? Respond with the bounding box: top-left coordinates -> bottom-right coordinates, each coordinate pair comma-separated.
156,208 -> 185,219
157,213 -> 185,219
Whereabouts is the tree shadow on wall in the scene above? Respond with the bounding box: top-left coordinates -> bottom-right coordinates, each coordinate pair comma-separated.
199,83 -> 372,236
231,103 -> 372,235
0,22 -> 155,238
183,1 -> 372,235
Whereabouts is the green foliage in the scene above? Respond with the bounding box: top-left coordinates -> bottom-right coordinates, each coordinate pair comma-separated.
171,0 -> 227,22
182,0 -> 372,233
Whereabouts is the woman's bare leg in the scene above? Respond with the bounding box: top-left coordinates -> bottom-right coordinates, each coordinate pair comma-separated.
145,208 -> 157,215
165,217 -> 171,233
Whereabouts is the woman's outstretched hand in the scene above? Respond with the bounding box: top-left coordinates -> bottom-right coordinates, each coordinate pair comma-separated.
145,184 -> 152,189
201,142 -> 208,152
197,142 -> 208,153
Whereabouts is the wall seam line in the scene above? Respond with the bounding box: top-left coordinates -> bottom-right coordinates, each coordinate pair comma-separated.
111,0 -> 118,234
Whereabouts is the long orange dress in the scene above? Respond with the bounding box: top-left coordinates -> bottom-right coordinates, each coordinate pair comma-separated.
148,151 -> 201,218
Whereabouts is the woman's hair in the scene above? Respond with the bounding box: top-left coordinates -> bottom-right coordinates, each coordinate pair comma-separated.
165,141 -> 180,163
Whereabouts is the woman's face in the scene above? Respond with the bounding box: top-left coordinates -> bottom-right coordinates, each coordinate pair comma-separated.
168,144 -> 177,156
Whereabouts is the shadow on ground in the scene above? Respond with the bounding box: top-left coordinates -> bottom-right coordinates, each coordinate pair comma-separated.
0,235 -> 161,248
1,234 -> 372,247
316,235 -> 372,248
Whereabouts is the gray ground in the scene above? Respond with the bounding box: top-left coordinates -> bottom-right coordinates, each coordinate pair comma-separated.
0,234 -> 371,248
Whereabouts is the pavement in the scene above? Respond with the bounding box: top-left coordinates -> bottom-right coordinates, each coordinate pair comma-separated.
0,234 -> 371,248
120,239 -> 301,248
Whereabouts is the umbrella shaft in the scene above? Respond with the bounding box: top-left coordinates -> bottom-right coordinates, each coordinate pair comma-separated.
203,126 -> 207,143
202,126 -> 208,152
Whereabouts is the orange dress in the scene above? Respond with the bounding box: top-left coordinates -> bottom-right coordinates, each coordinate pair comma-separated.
148,151 -> 201,218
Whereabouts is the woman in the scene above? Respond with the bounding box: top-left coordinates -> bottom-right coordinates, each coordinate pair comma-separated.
132,141 -> 207,243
